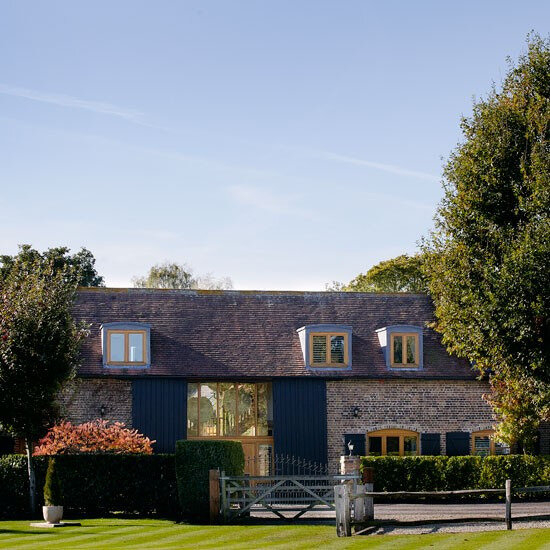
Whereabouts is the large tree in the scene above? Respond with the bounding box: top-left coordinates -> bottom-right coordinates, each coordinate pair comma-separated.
0,257 -> 87,513
343,254 -> 427,293
0,245 -> 104,287
422,35 -> 550,450
133,262 -> 233,290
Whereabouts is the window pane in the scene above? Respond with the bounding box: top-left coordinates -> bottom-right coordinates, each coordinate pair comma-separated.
199,383 -> 217,436
404,436 -> 417,456
109,333 -> 125,362
312,335 -> 327,363
406,336 -> 416,364
256,383 -> 272,436
368,436 -> 382,456
474,436 -> 490,456
238,383 -> 256,436
128,333 -> 144,362
186,383 -> 198,437
495,442 -> 510,455
387,436 -> 400,456
218,383 -> 237,436
393,336 -> 403,364
330,335 -> 345,364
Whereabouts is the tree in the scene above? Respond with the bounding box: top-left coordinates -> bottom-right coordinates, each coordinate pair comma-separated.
133,261 -> 233,290
0,257 -> 87,513
0,245 -> 104,287
328,254 -> 428,293
422,35 -> 550,451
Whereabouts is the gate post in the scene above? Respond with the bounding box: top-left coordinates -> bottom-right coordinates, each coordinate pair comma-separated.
362,467 -> 374,520
334,484 -> 351,537
209,469 -> 220,524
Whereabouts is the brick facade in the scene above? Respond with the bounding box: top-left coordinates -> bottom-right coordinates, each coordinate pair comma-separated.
59,378 -> 133,426
326,379 -> 494,468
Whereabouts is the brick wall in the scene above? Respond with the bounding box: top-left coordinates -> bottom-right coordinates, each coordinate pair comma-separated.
326,379 -> 494,468
58,378 -> 133,426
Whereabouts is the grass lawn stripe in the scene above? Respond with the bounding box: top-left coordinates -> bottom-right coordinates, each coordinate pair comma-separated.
0,524 -> 152,549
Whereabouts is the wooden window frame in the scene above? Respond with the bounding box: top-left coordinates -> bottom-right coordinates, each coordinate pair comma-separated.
367,429 -> 420,456
390,333 -> 419,368
106,329 -> 147,366
309,332 -> 349,368
471,429 -> 509,456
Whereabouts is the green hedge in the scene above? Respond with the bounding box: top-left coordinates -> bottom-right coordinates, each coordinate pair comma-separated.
0,454 -> 178,519
361,455 -> 550,495
175,440 -> 244,519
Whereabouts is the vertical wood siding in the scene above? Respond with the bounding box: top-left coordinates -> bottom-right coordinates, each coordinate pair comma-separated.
132,379 -> 187,453
273,378 -> 328,464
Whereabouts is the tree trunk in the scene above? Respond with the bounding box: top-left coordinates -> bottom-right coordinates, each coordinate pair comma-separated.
25,438 -> 36,516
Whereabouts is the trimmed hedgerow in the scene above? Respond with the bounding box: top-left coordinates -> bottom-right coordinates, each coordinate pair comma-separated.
361,455 -> 550,496
175,440 -> 244,520
0,454 -> 178,519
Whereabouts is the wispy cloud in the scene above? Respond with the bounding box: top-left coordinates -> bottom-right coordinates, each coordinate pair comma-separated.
227,184 -> 316,219
0,84 -> 144,122
313,150 -> 440,182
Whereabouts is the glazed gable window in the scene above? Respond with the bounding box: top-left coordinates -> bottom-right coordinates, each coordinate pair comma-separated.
297,325 -> 353,370
101,323 -> 151,368
390,333 -> 419,367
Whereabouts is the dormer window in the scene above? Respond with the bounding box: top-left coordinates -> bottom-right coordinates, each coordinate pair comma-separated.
376,325 -> 423,370
101,322 -> 151,368
390,332 -> 419,367
297,325 -> 352,370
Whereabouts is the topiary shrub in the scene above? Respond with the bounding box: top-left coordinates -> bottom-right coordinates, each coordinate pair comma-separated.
175,440 -> 244,520
43,457 -> 63,506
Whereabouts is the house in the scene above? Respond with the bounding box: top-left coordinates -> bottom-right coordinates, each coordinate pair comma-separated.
23,288 -> 550,469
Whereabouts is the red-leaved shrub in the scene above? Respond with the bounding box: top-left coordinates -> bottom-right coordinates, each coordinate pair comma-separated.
34,420 -> 155,455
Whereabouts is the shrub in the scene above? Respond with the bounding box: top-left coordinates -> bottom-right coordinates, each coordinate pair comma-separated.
361,455 -> 550,497
34,420 -> 154,455
43,458 -> 63,506
0,453 -> 177,519
175,440 -> 244,519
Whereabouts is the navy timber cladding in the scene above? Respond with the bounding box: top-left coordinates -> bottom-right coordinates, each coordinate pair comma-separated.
273,378 -> 328,465
132,379 -> 187,453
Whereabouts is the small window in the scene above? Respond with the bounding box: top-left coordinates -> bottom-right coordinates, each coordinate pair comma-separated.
472,430 -> 510,456
107,330 -> 147,365
367,429 -> 419,456
309,333 -> 349,367
101,322 -> 151,368
390,333 -> 419,367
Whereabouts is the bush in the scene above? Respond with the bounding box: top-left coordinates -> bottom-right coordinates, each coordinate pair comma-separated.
44,458 -> 63,506
361,455 -> 550,497
175,440 -> 244,519
0,453 -> 177,519
34,420 -> 154,455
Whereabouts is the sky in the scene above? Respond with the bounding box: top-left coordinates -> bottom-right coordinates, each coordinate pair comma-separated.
0,1 -> 548,290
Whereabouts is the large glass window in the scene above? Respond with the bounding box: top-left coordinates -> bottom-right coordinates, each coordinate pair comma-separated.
367,429 -> 420,456
391,333 -> 419,367
187,382 -> 273,438
309,333 -> 349,367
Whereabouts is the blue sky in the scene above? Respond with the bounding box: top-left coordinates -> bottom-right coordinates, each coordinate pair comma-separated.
0,1 -> 547,289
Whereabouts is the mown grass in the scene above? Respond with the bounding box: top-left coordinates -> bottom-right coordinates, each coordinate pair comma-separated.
0,519 -> 549,549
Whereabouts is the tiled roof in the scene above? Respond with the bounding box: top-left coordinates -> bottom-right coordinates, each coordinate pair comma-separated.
74,288 -> 475,380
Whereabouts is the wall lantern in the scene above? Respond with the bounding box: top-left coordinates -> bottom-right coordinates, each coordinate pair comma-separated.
100,405 -> 106,418
352,407 -> 360,418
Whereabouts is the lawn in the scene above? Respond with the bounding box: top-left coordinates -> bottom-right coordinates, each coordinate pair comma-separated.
0,520 -> 549,549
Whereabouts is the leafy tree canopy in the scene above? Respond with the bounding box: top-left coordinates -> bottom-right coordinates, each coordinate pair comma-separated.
0,244 -> 104,287
133,262 -> 233,290
343,254 -> 427,293
0,255 -> 88,511
422,35 -> 550,449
